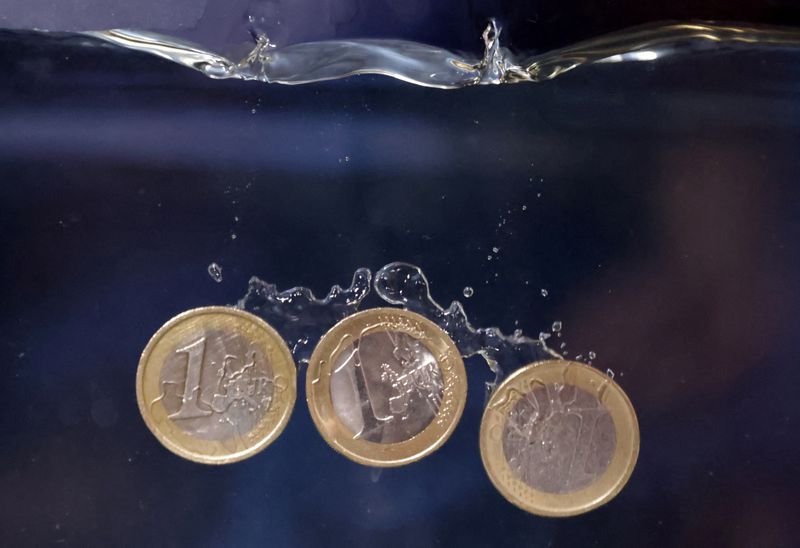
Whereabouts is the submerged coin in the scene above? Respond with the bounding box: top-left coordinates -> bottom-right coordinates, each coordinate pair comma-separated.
480,360 -> 639,517
136,307 -> 296,464
307,308 -> 467,467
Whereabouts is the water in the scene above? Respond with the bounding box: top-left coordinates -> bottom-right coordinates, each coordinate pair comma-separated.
86,20 -> 800,88
207,262 -> 224,282
2,18 -> 800,548
237,262 -> 559,391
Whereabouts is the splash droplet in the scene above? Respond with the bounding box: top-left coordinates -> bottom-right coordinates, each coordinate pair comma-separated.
540,288 -> 549,297
207,263 -> 223,283
606,368 -> 615,379
551,320 -> 562,333
588,351 -> 597,360
240,262 -> 561,385
462,286 -> 474,298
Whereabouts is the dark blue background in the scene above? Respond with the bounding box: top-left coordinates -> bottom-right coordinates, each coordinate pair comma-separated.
1,30 -> 799,547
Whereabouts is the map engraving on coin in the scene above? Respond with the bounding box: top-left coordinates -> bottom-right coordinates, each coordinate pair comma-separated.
156,332 -> 276,441
330,330 -> 444,444
307,308 -> 467,467
137,307 -> 296,464
480,360 -> 639,516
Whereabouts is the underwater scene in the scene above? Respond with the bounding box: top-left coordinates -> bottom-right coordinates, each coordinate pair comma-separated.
1,2 -> 800,546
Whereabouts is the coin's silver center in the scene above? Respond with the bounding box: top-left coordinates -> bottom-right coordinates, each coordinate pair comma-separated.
330,330 -> 444,444
157,330 -> 274,441
502,383 -> 616,494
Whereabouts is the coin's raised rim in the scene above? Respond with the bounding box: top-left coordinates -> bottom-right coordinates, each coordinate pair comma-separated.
136,306 -> 297,464
306,307 -> 467,467
480,359 -> 639,517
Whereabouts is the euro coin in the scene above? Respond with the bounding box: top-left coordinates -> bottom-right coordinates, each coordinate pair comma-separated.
136,307 -> 296,464
307,308 -> 467,467
480,359 -> 639,516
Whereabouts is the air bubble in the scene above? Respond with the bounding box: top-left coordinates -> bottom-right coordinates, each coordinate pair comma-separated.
207,263 -> 223,283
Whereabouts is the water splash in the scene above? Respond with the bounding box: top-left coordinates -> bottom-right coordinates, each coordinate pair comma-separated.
237,262 -> 560,390
87,20 -> 800,89
237,268 -> 372,364
373,262 -> 560,387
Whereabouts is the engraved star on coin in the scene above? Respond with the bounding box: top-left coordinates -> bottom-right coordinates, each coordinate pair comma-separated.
480,360 -> 639,516
307,308 -> 467,467
136,307 -> 297,464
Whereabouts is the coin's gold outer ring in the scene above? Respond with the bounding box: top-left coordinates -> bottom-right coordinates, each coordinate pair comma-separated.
136,306 -> 297,464
306,307 -> 467,467
480,360 -> 639,517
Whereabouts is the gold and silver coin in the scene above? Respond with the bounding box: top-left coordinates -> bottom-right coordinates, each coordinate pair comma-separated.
480,359 -> 639,517
307,307 -> 467,467
136,306 -> 297,464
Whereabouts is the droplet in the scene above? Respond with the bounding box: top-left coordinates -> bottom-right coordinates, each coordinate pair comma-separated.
551,321 -> 562,333
606,368 -> 615,379
462,286 -> 474,298
492,246 -> 500,253
588,351 -> 597,360
521,204 -> 527,211
207,263 -> 223,283
541,288 -> 549,297
230,233 -> 238,240
251,108 -> 256,114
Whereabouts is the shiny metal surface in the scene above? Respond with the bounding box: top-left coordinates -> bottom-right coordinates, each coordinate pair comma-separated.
307,308 -> 467,466
502,383 -> 616,494
330,330 -> 443,444
136,307 -> 297,464
481,360 -> 638,517
158,329 -> 275,441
